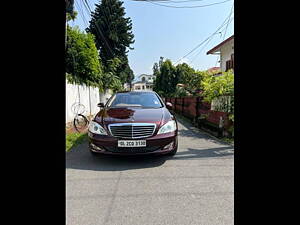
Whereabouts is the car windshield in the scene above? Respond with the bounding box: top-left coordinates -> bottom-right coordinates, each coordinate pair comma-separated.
108,92 -> 163,108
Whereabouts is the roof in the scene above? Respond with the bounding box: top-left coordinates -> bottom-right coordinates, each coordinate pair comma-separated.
132,80 -> 154,84
138,74 -> 155,77
207,67 -> 220,72
207,35 -> 234,55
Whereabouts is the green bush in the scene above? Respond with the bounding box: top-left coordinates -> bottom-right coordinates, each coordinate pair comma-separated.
201,70 -> 234,122
66,132 -> 88,152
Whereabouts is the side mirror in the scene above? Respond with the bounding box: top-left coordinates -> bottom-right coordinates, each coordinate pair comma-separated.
166,102 -> 173,110
97,103 -> 105,108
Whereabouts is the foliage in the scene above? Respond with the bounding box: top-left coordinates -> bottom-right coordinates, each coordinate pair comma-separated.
66,26 -> 104,89
173,86 -> 189,97
153,58 -> 204,97
102,58 -> 124,92
66,132 -> 88,152
153,57 -> 179,96
201,70 -> 234,121
201,70 -> 234,102
176,63 -> 194,84
86,0 -> 135,84
66,11 -> 78,21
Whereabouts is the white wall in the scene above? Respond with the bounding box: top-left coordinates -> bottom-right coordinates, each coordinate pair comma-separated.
66,80 -> 112,123
220,39 -> 234,72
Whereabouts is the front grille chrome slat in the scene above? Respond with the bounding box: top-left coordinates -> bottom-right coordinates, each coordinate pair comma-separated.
108,123 -> 156,139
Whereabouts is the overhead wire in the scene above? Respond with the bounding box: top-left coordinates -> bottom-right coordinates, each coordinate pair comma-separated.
131,0 -> 208,3
215,1 -> 234,66
174,5 -> 233,65
140,0 -> 231,9
191,16 -> 233,64
222,3 -> 234,39
74,0 -> 89,27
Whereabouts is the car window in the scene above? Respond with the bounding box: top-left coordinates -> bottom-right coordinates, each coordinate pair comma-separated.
108,93 -> 163,108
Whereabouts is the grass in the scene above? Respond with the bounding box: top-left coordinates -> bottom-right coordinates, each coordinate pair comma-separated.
66,132 -> 88,152
221,137 -> 234,145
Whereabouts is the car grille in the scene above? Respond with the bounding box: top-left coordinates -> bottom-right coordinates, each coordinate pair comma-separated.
108,123 -> 156,139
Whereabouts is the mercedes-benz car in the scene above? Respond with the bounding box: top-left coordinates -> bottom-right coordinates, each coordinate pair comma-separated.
88,91 -> 178,156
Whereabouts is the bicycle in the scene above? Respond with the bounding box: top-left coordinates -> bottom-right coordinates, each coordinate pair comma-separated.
71,102 -> 89,133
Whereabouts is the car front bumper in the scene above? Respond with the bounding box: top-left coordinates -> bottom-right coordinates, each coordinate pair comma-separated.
88,131 -> 178,155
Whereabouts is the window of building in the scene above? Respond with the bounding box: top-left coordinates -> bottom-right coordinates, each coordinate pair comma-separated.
142,77 -> 146,82
225,59 -> 234,71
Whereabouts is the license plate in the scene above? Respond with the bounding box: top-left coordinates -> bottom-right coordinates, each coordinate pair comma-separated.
118,140 -> 146,147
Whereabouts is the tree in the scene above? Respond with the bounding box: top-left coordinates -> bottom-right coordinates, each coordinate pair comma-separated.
152,58 -> 205,97
174,63 -> 205,95
66,26 -> 103,89
153,57 -> 178,96
86,0 -> 135,84
176,63 -> 195,84
66,11 -> 78,21
152,57 -> 163,94
102,57 -> 124,92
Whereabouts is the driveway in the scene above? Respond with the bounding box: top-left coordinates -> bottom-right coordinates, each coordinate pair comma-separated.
66,118 -> 234,225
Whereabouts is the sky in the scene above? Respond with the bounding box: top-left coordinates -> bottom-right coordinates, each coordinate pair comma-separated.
70,0 -> 234,80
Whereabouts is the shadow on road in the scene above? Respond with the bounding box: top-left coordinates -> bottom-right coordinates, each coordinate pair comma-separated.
66,119 -> 234,171
66,143 -> 169,172
172,146 -> 234,160
66,142 -> 233,172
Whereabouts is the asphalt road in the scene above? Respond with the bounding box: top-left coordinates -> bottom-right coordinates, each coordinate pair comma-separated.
66,118 -> 234,225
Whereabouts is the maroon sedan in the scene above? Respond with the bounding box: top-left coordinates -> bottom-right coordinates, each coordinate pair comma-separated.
88,91 -> 178,156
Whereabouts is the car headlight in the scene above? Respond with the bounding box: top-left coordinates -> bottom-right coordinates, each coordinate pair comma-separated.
88,121 -> 108,135
157,120 -> 177,134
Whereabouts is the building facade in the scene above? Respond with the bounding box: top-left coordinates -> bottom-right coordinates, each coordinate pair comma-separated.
131,74 -> 155,91
207,35 -> 234,73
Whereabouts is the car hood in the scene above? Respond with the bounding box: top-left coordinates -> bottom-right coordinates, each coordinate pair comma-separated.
94,107 -> 171,128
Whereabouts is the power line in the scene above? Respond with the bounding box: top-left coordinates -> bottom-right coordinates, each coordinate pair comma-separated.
214,2 -> 233,67
174,6 -> 233,65
140,0 -> 231,8
191,16 -> 233,64
74,0 -> 89,27
83,0 -> 92,12
190,32 -> 220,63
132,0 -> 208,3
222,2 -> 234,39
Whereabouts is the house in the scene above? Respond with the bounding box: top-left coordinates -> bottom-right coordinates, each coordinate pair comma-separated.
207,35 -> 234,73
123,82 -> 131,91
132,74 -> 156,91
207,67 -> 221,74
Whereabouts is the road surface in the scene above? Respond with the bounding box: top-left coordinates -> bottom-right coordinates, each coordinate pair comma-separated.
66,118 -> 234,225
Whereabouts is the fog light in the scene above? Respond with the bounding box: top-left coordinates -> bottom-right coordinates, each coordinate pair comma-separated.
163,142 -> 174,150
90,143 -> 103,151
